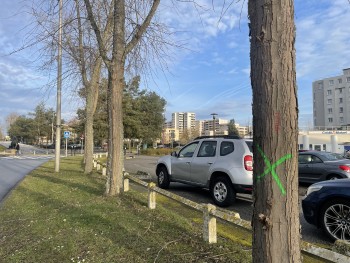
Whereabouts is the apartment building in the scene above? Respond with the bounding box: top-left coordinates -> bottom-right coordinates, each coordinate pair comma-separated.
171,112 -> 196,132
313,68 -> 350,129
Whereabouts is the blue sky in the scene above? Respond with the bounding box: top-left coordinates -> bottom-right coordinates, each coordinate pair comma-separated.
1,0 -> 350,134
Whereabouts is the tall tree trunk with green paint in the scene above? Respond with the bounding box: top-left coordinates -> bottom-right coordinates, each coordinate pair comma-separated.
248,0 -> 301,262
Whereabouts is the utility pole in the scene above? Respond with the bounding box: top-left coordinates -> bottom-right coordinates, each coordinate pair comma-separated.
55,0 -> 63,172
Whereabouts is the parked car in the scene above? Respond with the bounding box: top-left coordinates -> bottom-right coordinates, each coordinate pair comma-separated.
155,135 -> 253,207
298,151 -> 350,184
68,144 -> 82,149
302,179 -> 350,241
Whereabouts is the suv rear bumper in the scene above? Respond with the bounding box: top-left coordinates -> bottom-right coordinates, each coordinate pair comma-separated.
233,184 -> 253,194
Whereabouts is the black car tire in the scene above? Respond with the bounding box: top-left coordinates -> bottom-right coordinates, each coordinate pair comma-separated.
210,176 -> 236,207
157,166 -> 170,189
320,199 -> 350,241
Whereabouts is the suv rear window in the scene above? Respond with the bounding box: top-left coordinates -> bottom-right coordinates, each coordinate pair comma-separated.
245,140 -> 253,152
220,141 -> 234,156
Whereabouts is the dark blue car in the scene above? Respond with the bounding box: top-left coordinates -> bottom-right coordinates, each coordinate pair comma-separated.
302,179 -> 350,241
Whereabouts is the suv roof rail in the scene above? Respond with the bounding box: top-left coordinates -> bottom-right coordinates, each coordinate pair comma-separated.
194,135 -> 241,140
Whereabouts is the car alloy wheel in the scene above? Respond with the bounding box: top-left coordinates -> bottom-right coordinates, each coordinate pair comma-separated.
157,167 -> 170,189
210,176 -> 235,207
213,182 -> 228,202
323,202 -> 350,241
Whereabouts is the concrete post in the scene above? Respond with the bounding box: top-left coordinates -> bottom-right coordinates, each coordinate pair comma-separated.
331,135 -> 338,153
97,163 -> 101,171
93,160 -> 97,168
203,203 -> 217,244
148,182 -> 156,209
123,178 -> 129,192
302,135 -> 309,150
102,167 -> 106,176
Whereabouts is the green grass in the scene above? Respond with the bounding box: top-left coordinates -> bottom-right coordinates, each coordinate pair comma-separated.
0,157 -> 251,263
0,145 -> 6,151
0,157 -> 332,262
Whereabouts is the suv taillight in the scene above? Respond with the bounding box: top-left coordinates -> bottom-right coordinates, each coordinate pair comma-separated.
339,165 -> 350,173
244,155 -> 253,171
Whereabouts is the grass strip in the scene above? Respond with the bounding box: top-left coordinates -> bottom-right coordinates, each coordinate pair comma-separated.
0,156 -> 251,263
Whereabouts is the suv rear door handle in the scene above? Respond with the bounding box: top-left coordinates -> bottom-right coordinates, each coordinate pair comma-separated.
208,162 -> 213,165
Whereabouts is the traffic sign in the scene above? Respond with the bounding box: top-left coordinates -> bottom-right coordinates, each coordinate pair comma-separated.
64,131 -> 71,138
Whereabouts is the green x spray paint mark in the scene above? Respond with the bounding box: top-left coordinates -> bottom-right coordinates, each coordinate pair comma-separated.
256,145 -> 292,195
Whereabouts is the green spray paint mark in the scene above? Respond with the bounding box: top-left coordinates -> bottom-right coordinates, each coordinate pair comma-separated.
256,145 -> 292,195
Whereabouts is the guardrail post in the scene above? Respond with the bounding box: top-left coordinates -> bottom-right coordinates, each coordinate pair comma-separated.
123,178 -> 129,192
203,203 -> 217,244
97,163 -> 101,171
102,167 -> 106,176
148,182 -> 156,209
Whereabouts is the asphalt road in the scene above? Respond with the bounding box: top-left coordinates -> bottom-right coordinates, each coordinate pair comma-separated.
124,154 -> 333,246
0,141 -> 54,204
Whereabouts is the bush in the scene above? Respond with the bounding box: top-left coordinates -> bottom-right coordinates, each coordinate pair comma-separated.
141,148 -> 173,156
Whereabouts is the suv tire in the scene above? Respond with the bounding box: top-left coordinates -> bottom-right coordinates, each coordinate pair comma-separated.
210,176 -> 236,207
157,166 -> 170,189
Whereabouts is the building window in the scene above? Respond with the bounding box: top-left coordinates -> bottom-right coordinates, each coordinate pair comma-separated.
328,108 -> 333,114
318,83 -> 323,89
328,118 -> 333,123
327,99 -> 332,104
340,107 -> 343,113
339,89 -> 343,94
327,90 -> 332,95
329,80 -> 334,85
347,77 -> 350,83
323,144 -> 327,151
340,98 -> 343,104
340,117 -> 344,123
339,79 -> 343,84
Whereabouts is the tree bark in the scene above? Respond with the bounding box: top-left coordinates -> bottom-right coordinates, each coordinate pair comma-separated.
84,58 -> 102,174
248,1 -> 301,262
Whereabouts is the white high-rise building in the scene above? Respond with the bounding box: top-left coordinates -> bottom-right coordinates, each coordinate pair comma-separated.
313,68 -> 350,129
171,112 -> 196,132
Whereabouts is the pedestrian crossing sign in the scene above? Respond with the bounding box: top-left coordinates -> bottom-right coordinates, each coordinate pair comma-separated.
64,131 -> 70,138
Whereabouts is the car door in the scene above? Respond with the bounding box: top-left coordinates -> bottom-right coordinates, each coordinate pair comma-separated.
299,154 -> 324,183
190,140 -> 218,186
298,154 -> 314,183
171,142 -> 199,182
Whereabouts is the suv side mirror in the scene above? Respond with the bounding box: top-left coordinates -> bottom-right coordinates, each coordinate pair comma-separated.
171,151 -> 178,157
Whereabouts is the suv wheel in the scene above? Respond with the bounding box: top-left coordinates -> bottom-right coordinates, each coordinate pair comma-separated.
157,166 -> 170,189
210,176 -> 236,207
320,199 -> 350,241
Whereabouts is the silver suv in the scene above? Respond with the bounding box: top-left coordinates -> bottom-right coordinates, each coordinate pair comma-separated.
155,136 -> 253,207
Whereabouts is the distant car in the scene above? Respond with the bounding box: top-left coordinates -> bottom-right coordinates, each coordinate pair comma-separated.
302,179 -> 350,241
155,135 -> 253,207
68,144 -> 82,149
298,151 -> 350,184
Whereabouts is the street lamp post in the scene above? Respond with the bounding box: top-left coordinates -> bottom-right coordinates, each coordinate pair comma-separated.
211,113 -> 218,136
55,0 -> 63,173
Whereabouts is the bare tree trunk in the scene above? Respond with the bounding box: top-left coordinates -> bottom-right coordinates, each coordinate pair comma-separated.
249,1 -> 301,262
84,58 -> 102,174
84,0 -> 160,196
